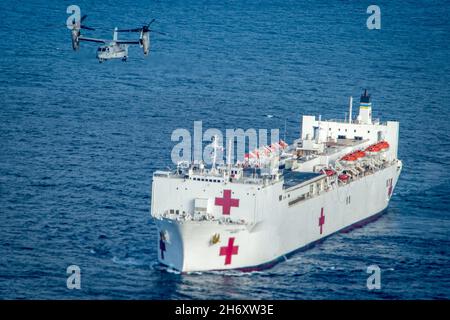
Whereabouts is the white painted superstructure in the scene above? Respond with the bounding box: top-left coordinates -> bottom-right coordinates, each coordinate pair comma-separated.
151,91 -> 402,272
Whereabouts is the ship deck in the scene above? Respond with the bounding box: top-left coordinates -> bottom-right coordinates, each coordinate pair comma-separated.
282,170 -> 322,189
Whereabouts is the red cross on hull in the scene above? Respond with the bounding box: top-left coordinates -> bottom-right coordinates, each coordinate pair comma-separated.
215,189 -> 239,215
319,208 -> 325,234
219,237 -> 239,265
388,178 -> 393,197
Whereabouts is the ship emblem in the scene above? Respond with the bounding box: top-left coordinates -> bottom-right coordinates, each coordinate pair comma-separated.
210,233 -> 220,245
215,189 -> 239,215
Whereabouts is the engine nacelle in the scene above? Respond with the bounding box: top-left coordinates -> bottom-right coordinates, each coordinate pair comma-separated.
140,31 -> 150,55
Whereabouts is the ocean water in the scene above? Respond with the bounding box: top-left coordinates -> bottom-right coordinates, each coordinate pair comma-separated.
0,0 -> 449,299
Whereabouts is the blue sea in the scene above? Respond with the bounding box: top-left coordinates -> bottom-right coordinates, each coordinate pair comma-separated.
0,0 -> 449,299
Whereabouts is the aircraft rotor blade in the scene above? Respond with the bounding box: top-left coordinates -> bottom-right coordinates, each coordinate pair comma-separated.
151,30 -> 166,35
116,28 -> 142,32
81,25 -> 95,31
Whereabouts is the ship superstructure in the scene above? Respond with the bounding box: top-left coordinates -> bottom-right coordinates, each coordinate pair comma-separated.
151,90 -> 402,272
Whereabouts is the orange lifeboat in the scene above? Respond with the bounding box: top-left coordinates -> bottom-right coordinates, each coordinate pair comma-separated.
341,150 -> 366,162
365,140 -> 389,153
379,141 -> 390,149
354,150 -> 366,158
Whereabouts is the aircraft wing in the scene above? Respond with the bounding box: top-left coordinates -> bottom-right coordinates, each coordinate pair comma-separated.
78,36 -> 106,44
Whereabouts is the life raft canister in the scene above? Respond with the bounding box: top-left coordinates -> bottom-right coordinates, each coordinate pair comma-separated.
323,169 -> 336,176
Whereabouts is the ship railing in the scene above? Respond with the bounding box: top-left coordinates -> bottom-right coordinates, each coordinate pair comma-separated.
326,118 -> 383,125
153,170 -> 172,178
157,210 -> 249,225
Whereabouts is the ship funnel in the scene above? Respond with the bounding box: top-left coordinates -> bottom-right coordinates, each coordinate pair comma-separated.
357,89 -> 372,124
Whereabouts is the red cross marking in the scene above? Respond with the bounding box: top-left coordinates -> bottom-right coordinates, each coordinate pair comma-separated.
219,237 -> 239,265
215,189 -> 239,215
319,207 -> 325,234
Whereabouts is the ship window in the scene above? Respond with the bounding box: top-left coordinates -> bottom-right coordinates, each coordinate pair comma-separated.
338,128 -> 340,131
170,209 -> 174,214
329,128 -> 331,131
355,136 -> 363,140
338,135 -> 346,139
345,129 -> 347,132
279,195 -> 282,201
368,130 -> 371,133
176,210 -> 179,214
354,129 -> 357,133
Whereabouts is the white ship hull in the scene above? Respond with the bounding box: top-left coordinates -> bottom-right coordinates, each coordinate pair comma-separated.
153,161 -> 402,272
151,91 -> 402,272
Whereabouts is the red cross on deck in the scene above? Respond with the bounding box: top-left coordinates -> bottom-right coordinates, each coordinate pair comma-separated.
219,237 -> 239,265
215,189 -> 239,215
318,207 -> 325,234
